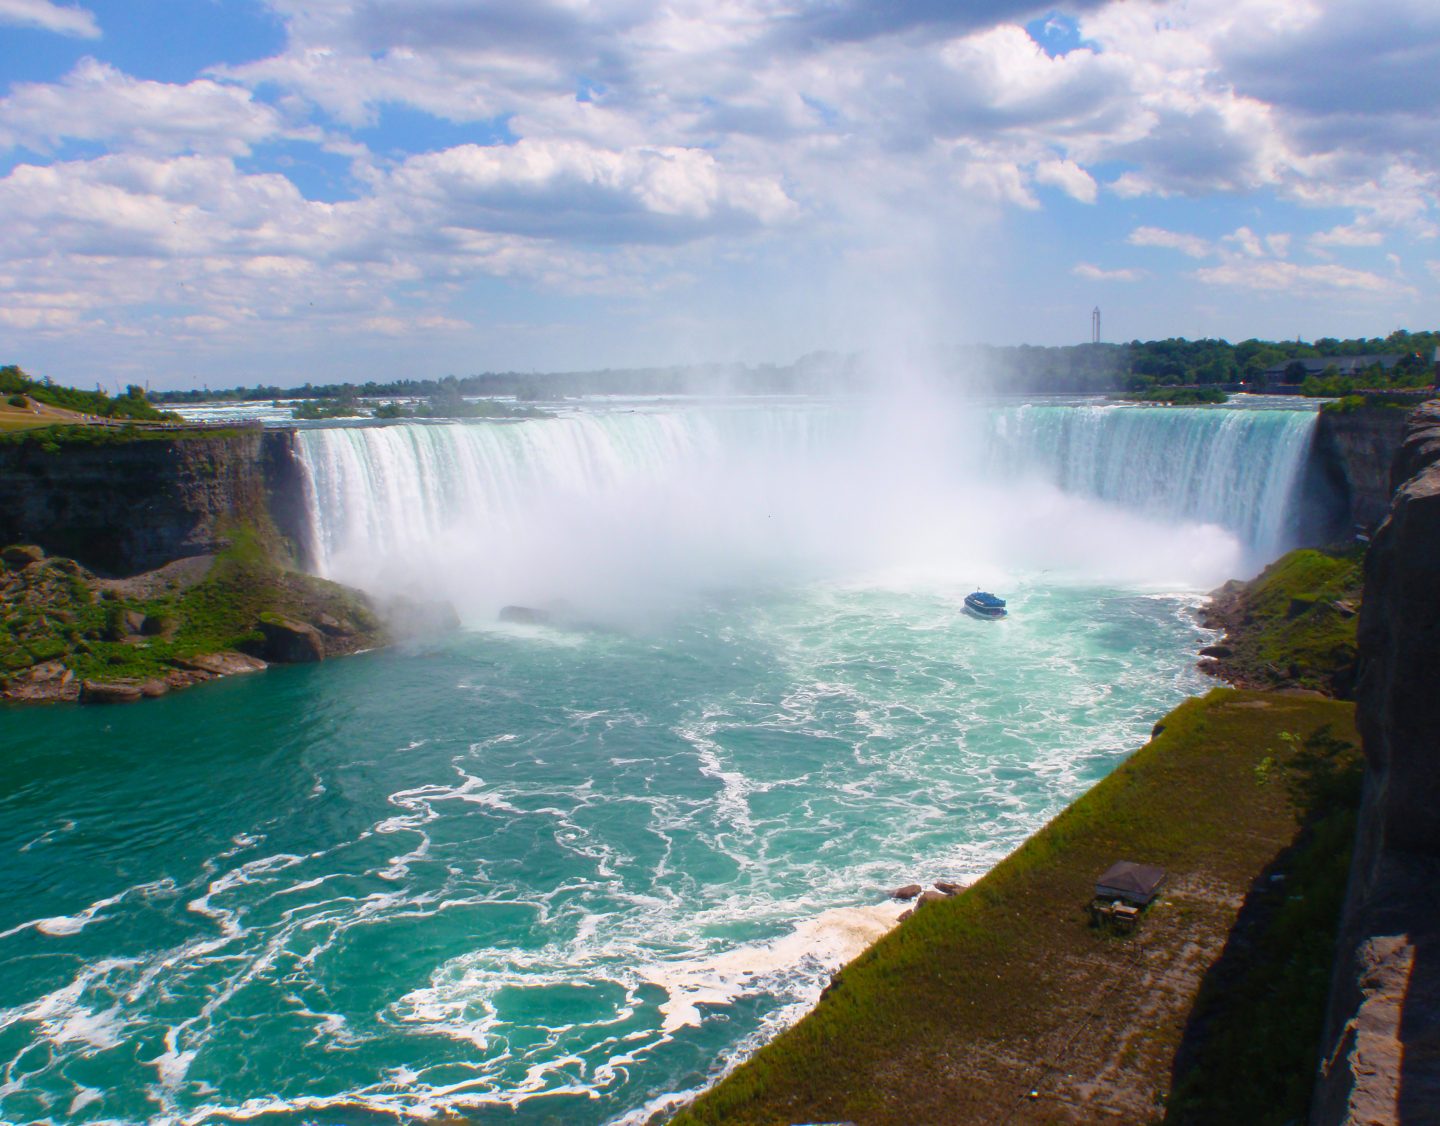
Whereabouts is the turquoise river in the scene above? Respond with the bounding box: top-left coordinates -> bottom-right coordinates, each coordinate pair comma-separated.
1,395 -> 1322,1124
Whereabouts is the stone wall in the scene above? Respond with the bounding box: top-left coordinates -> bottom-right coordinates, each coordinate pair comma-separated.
1312,401 -> 1440,1123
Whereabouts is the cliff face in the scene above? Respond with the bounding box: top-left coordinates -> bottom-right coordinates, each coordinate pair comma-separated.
1312,407 -> 1414,536
1312,401 -> 1440,1123
0,429 -> 307,576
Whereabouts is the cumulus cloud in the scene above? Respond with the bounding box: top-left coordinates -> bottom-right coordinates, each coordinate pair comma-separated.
382,139 -> 797,244
1034,159 -> 1097,203
0,59 -> 296,156
4,0 -> 1439,372
1123,215 -> 1413,298
0,0 -> 97,37
1193,259 -> 1414,296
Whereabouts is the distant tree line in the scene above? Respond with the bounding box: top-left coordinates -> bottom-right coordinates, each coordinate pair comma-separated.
976,329 -> 1439,393
70,328 -> 1440,406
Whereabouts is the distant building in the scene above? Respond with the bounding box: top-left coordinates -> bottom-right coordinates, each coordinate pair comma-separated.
1259,354 -> 1404,382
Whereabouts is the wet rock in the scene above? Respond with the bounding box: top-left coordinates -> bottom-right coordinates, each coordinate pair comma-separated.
314,612 -> 350,636
500,605 -> 550,625
897,909 -> 914,922
1,543 -> 43,569
1199,644 -> 1232,659
916,890 -> 948,907
175,651 -> 268,677
1,661 -> 79,702
933,880 -> 965,896
889,884 -> 922,900
81,679 -> 144,704
258,615 -> 326,663
139,679 -> 170,698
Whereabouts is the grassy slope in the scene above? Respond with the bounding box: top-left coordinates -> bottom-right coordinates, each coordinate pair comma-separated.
1203,548 -> 1363,692
675,691 -> 1358,1126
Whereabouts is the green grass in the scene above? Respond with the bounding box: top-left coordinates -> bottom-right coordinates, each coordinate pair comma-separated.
1164,726 -> 1362,1123
1214,548 -> 1363,691
674,690 -> 1359,1126
0,414 -> 58,432
0,424 -> 248,449
1320,392 -> 1423,414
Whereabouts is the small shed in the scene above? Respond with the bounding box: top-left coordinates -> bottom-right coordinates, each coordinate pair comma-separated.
1095,861 -> 1167,906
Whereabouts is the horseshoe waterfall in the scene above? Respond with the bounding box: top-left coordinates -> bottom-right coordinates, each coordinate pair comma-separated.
2,397 -> 1325,1125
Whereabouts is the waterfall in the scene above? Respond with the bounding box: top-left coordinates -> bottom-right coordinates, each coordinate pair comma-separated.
985,403 -> 1319,559
293,399 -> 1320,611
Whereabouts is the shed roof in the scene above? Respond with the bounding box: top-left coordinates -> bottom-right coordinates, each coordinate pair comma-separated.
1095,861 -> 1167,904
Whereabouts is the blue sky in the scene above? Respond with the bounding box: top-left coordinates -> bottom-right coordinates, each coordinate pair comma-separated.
0,0 -> 1436,390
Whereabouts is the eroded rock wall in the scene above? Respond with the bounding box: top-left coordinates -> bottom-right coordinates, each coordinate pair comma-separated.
0,429 -> 305,576
1312,401 -> 1440,1124
1312,407 -> 1415,536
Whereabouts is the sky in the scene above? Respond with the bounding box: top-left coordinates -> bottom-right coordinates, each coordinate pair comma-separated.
0,0 -> 1437,390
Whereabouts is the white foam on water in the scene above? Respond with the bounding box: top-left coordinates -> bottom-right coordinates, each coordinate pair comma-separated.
642,899 -> 908,1034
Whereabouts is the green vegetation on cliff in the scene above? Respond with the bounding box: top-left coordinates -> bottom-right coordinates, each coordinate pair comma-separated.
1319,391 -> 1422,414
1201,548 -> 1363,694
1,527 -> 382,700
0,423 -> 249,450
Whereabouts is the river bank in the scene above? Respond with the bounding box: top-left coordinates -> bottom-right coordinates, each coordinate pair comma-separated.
674,546 -> 1365,1125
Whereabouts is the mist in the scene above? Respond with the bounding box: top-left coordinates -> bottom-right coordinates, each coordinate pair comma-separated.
295,387 -> 1289,629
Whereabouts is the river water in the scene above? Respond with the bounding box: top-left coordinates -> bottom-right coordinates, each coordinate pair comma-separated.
1,395 -> 1317,1124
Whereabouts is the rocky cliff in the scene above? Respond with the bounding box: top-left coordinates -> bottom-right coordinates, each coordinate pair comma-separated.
1312,401 -> 1440,1123
0,428 -> 310,575
1311,406 -> 1415,537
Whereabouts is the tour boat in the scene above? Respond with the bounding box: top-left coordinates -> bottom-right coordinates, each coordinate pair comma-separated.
964,590 -> 1008,619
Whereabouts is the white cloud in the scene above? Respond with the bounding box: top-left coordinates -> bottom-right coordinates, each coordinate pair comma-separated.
1128,226 -> 1214,258
1193,259 -> 1414,296
1072,262 -> 1144,281
5,0 -> 1440,374
0,59 -> 297,157
1223,226 -> 1266,258
0,0 -> 97,38
382,139 -> 797,242
1035,159 -> 1097,204
1310,223 -> 1384,248
1122,219 -> 1402,298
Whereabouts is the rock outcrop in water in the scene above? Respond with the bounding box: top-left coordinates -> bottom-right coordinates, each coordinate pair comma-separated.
0,428 -> 437,705
1313,401 -> 1440,1123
